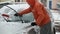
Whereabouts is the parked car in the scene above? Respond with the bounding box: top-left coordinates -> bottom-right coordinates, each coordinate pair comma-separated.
0,3 -> 40,34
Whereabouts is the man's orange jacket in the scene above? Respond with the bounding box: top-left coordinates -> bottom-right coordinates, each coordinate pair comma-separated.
18,2 -> 50,27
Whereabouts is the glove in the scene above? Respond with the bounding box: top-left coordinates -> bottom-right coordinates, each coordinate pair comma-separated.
31,22 -> 37,26
14,13 -> 22,17
2,14 -> 9,18
14,13 -> 19,16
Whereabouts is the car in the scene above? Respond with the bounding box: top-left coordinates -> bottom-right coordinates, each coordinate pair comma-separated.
0,3 -> 40,34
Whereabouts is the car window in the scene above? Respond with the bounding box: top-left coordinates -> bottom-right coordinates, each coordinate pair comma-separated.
22,12 -> 34,23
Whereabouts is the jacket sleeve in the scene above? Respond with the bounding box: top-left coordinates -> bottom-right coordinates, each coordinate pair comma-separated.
36,5 -> 45,26
18,7 -> 32,15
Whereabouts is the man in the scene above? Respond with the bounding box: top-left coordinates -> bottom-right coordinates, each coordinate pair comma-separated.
2,0 -> 53,34
14,0 -> 52,34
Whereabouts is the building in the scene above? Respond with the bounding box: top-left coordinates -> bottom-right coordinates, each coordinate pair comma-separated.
0,0 -> 60,9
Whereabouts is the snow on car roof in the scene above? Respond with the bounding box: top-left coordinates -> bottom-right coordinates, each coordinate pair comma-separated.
7,4 -> 30,11
0,3 -> 30,14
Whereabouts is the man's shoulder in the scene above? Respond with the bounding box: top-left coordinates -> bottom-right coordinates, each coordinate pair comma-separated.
35,2 -> 43,7
37,2 -> 43,5
34,2 -> 43,8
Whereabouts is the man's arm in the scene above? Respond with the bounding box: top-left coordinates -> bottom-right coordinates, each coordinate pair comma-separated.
18,7 -> 32,15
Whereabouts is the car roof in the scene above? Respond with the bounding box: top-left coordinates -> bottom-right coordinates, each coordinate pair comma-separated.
0,3 -> 30,14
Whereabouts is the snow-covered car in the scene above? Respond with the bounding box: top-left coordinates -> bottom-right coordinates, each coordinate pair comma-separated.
1,3 -> 58,34
0,3 -> 40,34
50,10 -> 60,32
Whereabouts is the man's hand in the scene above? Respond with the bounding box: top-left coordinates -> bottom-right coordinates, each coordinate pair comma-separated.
31,22 -> 37,26
14,13 -> 19,16
14,13 -> 22,17
2,14 -> 9,18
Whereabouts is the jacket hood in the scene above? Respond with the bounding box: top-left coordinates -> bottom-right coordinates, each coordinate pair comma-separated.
26,0 -> 36,7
